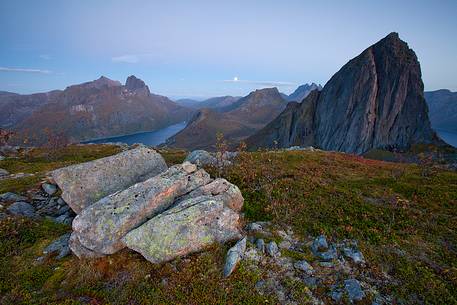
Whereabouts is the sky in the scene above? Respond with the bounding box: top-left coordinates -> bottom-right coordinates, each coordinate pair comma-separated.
0,0 -> 456,99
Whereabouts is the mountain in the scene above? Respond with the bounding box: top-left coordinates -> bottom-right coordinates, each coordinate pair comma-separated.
287,83 -> 322,102
166,87 -> 288,150
175,96 -> 240,111
248,33 -> 440,154
3,76 -> 193,145
198,96 -> 240,111
425,89 -> 457,133
165,108 -> 255,150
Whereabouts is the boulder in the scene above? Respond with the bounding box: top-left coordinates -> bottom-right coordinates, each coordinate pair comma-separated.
42,183 -> 57,196
72,163 -> 211,254
0,192 -> 27,202
266,241 -> 280,257
69,232 -> 105,259
52,147 -> 167,213
344,279 -> 365,302
0,168 -> 9,177
175,178 -> 243,211
7,201 -> 37,218
223,237 -> 247,277
122,188 -> 243,264
43,233 -> 71,259
184,150 -> 217,167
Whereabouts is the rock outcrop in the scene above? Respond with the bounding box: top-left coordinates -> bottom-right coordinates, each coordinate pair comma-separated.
248,33 -> 440,154
52,147 -> 167,213
72,163 -> 211,255
49,149 -> 245,263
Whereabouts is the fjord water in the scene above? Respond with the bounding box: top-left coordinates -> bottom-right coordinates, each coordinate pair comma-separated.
84,122 -> 187,146
437,130 -> 457,148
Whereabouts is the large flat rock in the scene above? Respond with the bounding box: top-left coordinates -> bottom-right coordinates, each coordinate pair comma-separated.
52,147 -> 167,213
122,183 -> 243,264
72,162 -> 211,254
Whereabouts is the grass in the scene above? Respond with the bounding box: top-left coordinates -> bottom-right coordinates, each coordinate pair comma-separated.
1,146 -> 456,304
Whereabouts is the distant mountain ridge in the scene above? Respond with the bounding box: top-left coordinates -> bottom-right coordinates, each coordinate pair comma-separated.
286,83 -> 322,102
175,96 -> 241,111
425,89 -> 457,133
248,33 -> 441,154
1,76 -> 193,145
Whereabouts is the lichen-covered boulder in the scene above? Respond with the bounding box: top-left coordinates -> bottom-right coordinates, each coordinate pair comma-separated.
184,150 -> 217,167
72,162 -> 211,255
52,147 -> 167,213
175,178 -> 243,211
122,183 -> 243,264
69,232 -> 105,259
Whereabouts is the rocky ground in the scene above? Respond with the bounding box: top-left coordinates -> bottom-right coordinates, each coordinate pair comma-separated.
0,144 -> 456,304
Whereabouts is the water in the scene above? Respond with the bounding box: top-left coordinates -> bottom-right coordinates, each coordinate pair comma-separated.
436,130 -> 457,148
84,122 -> 187,146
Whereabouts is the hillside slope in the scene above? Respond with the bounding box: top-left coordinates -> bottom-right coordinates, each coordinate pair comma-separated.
425,89 -> 457,133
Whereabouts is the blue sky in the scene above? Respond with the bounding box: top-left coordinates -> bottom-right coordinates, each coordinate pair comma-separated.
1,0 -> 456,99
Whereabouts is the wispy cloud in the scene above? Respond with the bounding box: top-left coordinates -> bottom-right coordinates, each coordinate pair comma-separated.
39,54 -> 51,60
0,67 -> 52,74
111,54 -> 140,64
222,78 -> 295,87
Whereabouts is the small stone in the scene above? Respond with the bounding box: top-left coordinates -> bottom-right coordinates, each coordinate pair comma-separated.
344,279 -> 365,302
343,247 -> 365,264
7,202 -> 37,218
319,261 -> 334,268
266,241 -> 280,257
181,161 -> 197,173
42,183 -> 58,196
331,287 -> 344,302
256,238 -> 265,253
312,235 -> 328,252
43,233 -> 71,259
315,245 -> 337,261
294,260 -> 313,274
0,192 -> 27,202
223,237 -> 247,277
303,276 -> 319,289
246,222 -> 263,232
0,168 -> 9,177
278,240 -> 292,249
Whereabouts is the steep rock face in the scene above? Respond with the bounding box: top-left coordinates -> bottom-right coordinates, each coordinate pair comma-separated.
248,33 -> 439,154
5,76 -> 193,145
425,89 -> 457,133
314,32 -> 436,154
247,90 -> 319,149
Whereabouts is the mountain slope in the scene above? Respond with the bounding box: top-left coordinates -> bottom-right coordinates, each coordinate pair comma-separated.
287,83 -> 322,102
165,108 -> 255,150
425,89 -> 457,133
7,76 -> 193,144
167,88 -> 288,150
248,33 -> 440,154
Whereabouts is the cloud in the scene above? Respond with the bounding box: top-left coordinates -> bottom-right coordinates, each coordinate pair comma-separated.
111,54 -> 140,64
39,54 -> 51,60
222,78 -> 296,87
0,67 -> 52,74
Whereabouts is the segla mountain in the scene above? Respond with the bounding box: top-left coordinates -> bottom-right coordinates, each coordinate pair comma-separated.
248,33 -> 440,154
0,76 -> 193,145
